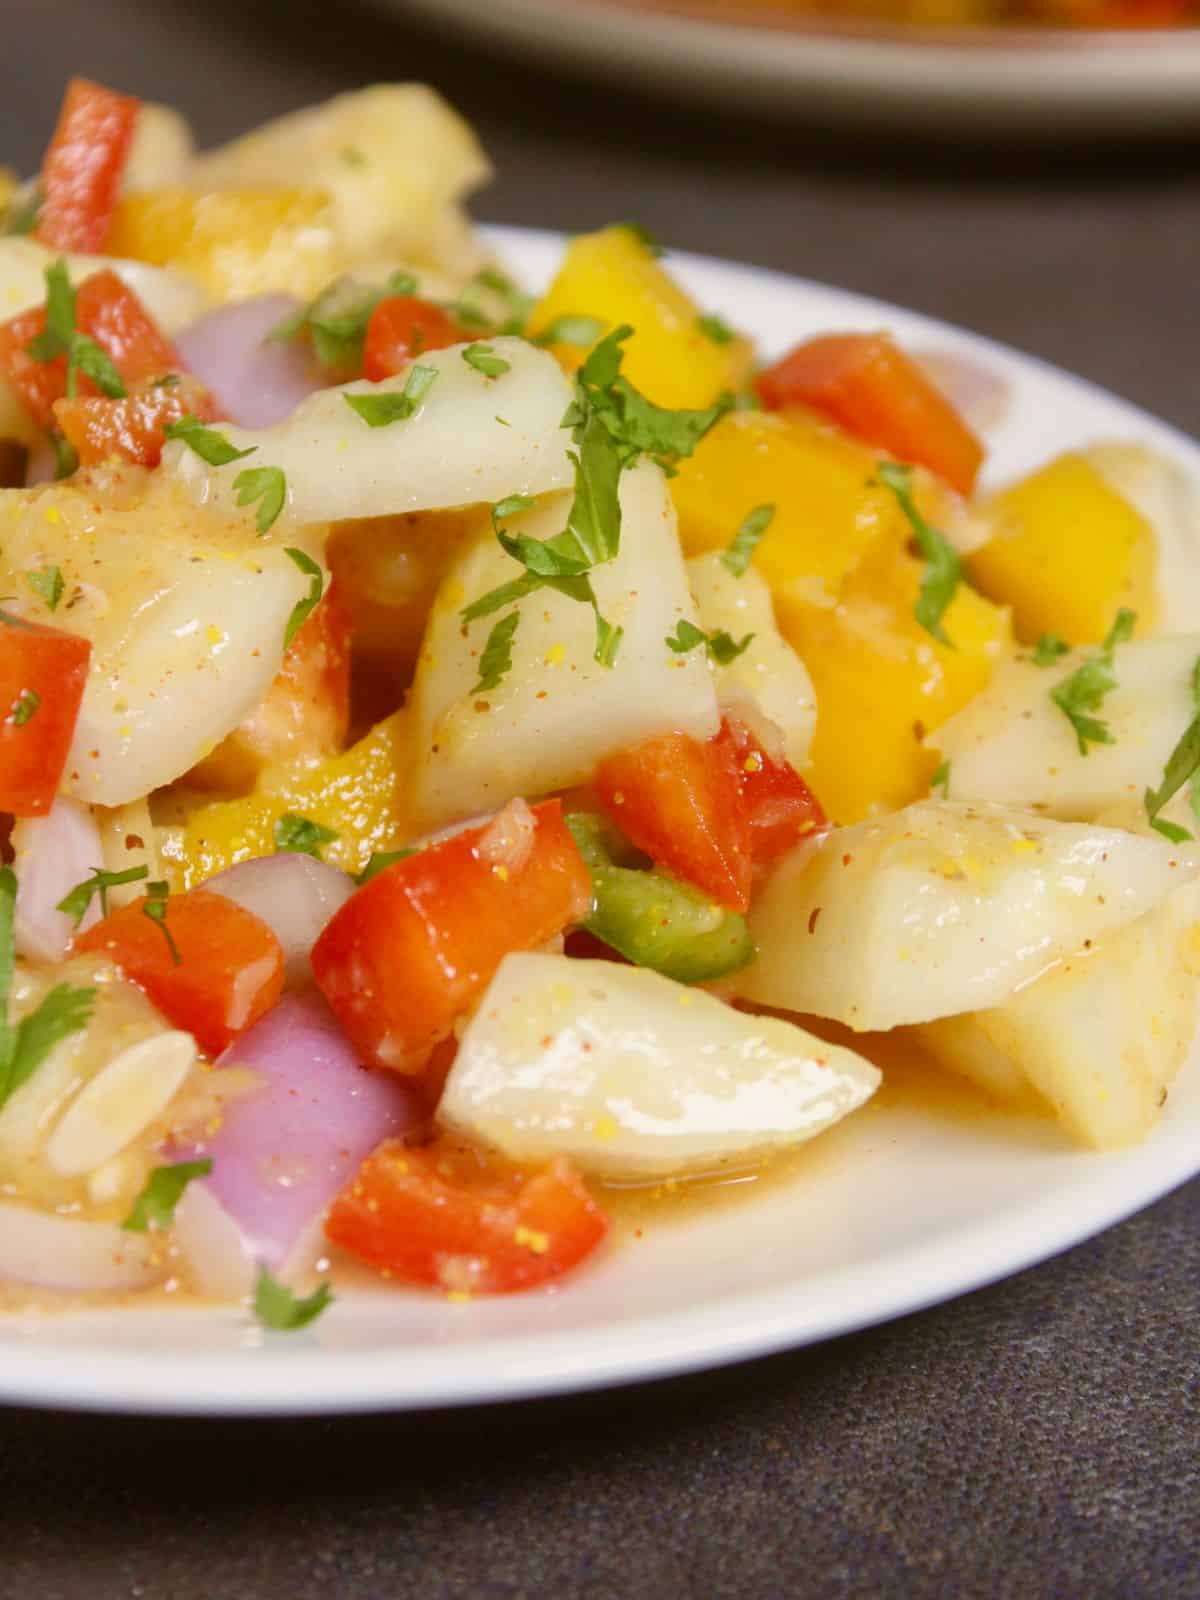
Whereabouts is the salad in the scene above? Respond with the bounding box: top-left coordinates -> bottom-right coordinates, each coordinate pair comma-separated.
0,78 -> 1198,1330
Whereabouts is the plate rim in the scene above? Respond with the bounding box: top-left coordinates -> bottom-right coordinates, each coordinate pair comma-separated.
3,224 -> 1200,1417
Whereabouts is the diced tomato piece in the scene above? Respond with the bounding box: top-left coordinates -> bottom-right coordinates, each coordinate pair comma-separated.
716,718 -> 827,867
326,1140 -> 609,1295
756,332 -> 984,497
311,799 -> 591,1073
76,889 -> 284,1057
0,270 -> 185,431
0,615 -> 90,817
34,77 -> 139,254
363,296 -> 470,382
54,373 -> 218,467
595,729 -> 752,912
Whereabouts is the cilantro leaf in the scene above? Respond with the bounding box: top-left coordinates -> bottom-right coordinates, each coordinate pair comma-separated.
931,760 -> 951,796
1049,608 -> 1136,756
142,880 -> 181,966
254,1267 -> 333,1332
594,612 -> 624,668
10,689 -> 39,726
57,864 -> 149,927
282,547 -> 325,650
1144,654 -> 1200,841
356,849 -> 417,886
51,432 -> 78,480
273,813 -> 338,859
462,343 -> 511,378
71,334 -> 126,398
342,363 -> 437,427
877,462 -> 963,647
665,618 -> 753,663
721,503 -> 775,578
605,379 -> 733,472
164,415 -> 257,468
0,871 -> 96,1114
535,314 -> 605,348
25,565 -> 64,611
696,313 -> 734,345
123,1159 -> 212,1233
563,410 -> 624,566
273,274 -> 416,374
233,465 -> 287,534
460,571 -> 547,624
471,610 -> 521,695
26,261 -> 126,400
1032,633 -> 1071,667
454,268 -> 533,337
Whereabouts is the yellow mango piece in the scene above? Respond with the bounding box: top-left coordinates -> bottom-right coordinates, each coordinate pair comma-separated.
107,187 -> 340,302
527,225 -> 753,408
786,537 -> 1012,824
969,453 -> 1157,645
671,409 -> 907,601
161,713 -> 409,888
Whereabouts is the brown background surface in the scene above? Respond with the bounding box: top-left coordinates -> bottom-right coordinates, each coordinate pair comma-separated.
2,3 -> 1199,1595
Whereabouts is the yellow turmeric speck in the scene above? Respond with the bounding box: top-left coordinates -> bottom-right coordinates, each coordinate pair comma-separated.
544,643 -> 565,666
514,1226 -> 550,1255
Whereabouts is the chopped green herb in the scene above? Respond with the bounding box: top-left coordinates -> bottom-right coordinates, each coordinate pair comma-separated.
1144,654 -> 1200,842
233,465 -> 287,534
696,313 -> 734,345
461,343 -> 511,379
254,1266 -> 333,1332
10,689 -> 39,726
142,880 -> 180,966
51,432 -> 78,480
25,565 -> 64,611
57,864 -> 150,927
665,618 -> 753,664
931,760 -> 951,797
356,849 -> 417,886
273,272 -> 416,373
471,610 -> 521,695
2,185 -> 41,236
26,260 -> 126,400
495,415 -> 511,427
535,314 -> 605,349
877,462 -> 963,647
1050,608 -> 1136,756
282,548 -> 325,650
70,335 -> 125,398
164,414 -> 256,468
342,362 -> 437,427
273,813 -> 339,859
721,503 -> 775,578
123,1159 -> 213,1233
151,373 -> 181,390
454,268 -> 534,337
1032,633 -> 1071,667
594,613 -> 624,668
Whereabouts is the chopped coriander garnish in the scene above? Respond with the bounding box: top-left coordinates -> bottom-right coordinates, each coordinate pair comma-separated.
877,462 -> 963,647
57,864 -> 149,927
233,465 -> 287,534
471,610 -> 521,695
594,613 -> 624,668
721,504 -> 775,578
461,343 -> 511,379
26,260 -> 126,401
273,813 -> 338,859
10,689 -> 39,726
164,414 -> 256,468
0,866 -> 95,1112
272,271 -> 418,373
696,313 -> 734,345
1144,654 -> 1200,842
254,1266 -> 333,1332
665,618 -> 753,664
142,880 -> 181,966
70,335 -> 125,398
123,1159 -> 212,1233
151,373 -> 181,390
342,363 -> 437,427
1032,633 -> 1071,667
51,432 -> 78,480
931,759 -> 951,797
282,548 -> 325,650
1050,608 -> 1136,756
535,314 -> 605,349
25,565 -> 64,611
454,268 -> 534,337
356,849 -> 416,886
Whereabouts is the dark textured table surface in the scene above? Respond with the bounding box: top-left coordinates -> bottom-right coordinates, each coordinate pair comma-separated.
3,3 -> 1200,1595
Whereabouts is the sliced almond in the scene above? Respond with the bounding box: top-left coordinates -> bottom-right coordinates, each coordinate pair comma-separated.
45,1031 -> 196,1178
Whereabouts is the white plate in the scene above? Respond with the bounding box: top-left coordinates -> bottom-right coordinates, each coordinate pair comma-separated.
4,226 -> 1200,1416
392,0 -> 1200,137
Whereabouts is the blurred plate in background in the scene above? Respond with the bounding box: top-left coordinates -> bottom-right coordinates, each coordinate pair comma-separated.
392,0 -> 1200,136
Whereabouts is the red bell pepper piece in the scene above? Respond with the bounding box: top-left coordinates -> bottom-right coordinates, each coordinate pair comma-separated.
53,372 -> 218,467
34,77 -> 139,254
0,613 -> 90,817
716,718 -> 827,866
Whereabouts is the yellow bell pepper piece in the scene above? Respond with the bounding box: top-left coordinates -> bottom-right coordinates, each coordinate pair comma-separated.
162,713 -> 409,888
107,187 -> 340,302
527,225 -> 753,408
670,409 -> 908,602
969,453 -> 1157,645
786,536 -> 1012,824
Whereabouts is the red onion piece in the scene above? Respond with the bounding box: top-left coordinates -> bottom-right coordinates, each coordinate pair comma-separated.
197,990 -> 422,1274
174,295 -> 324,428
0,1202 -> 163,1292
11,797 -> 103,962
206,854 -> 355,989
